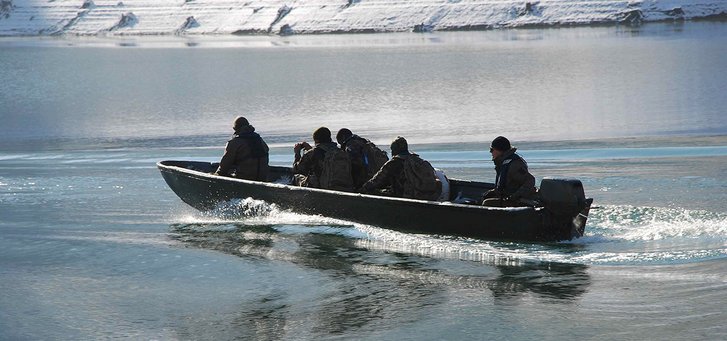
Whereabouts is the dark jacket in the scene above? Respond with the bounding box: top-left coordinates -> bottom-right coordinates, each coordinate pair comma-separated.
215,125 -> 270,181
340,135 -> 370,189
293,141 -> 338,179
484,148 -> 536,201
362,153 -> 416,198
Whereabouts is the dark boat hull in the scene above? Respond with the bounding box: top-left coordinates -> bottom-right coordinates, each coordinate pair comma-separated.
158,160 -> 593,242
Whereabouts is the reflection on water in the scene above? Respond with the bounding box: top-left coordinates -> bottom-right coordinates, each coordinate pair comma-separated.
170,222 -> 591,335
490,263 -> 590,301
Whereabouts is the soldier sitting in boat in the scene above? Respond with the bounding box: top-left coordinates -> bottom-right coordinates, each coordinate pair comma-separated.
293,127 -> 355,192
360,136 -> 441,201
335,128 -> 389,190
482,136 -> 537,207
214,116 -> 270,181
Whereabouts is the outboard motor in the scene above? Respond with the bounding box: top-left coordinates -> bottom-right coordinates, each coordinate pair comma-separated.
538,178 -> 587,217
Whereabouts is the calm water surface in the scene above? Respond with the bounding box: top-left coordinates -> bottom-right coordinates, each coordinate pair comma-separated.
1,22 -> 726,340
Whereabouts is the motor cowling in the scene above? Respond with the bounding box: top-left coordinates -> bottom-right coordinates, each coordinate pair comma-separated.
538,178 -> 586,216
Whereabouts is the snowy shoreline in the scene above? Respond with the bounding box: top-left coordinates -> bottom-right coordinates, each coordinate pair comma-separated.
1,0 -> 726,36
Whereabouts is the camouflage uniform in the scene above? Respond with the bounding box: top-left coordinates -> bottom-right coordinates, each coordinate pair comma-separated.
293,142 -> 353,191
340,135 -> 373,189
293,143 -> 328,178
361,153 -> 419,199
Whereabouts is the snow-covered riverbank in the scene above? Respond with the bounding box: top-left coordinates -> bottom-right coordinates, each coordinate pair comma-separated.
1,0 -> 726,36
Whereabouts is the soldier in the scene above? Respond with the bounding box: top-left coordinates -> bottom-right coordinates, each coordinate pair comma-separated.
482,136 -> 537,207
336,128 -> 389,190
293,127 -> 354,192
361,136 -> 440,201
214,116 -> 269,181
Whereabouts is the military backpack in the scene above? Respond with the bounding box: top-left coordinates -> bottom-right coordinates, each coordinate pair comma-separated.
362,141 -> 389,177
317,144 -> 354,192
402,154 -> 441,201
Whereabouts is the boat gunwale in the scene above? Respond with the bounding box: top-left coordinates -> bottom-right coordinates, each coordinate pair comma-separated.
157,160 -> 539,213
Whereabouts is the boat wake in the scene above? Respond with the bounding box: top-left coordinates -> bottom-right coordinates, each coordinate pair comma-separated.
585,205 -> 727,241
172,199 -> 727,266
556,205 -> 727,265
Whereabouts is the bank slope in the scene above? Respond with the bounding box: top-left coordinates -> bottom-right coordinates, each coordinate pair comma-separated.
1,0 -> 726,36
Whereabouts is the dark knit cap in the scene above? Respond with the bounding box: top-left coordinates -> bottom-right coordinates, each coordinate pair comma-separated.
491,136 -> 511,152
313,127 -> 332,143
233,116 -> 249,131
336,128 -> 353,145
390,136 -> 409,156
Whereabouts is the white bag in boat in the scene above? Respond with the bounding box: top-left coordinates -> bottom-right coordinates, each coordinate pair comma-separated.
434,168 -> 450,202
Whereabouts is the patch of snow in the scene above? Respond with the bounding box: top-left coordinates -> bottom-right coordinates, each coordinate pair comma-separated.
0,0 -> 725,36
